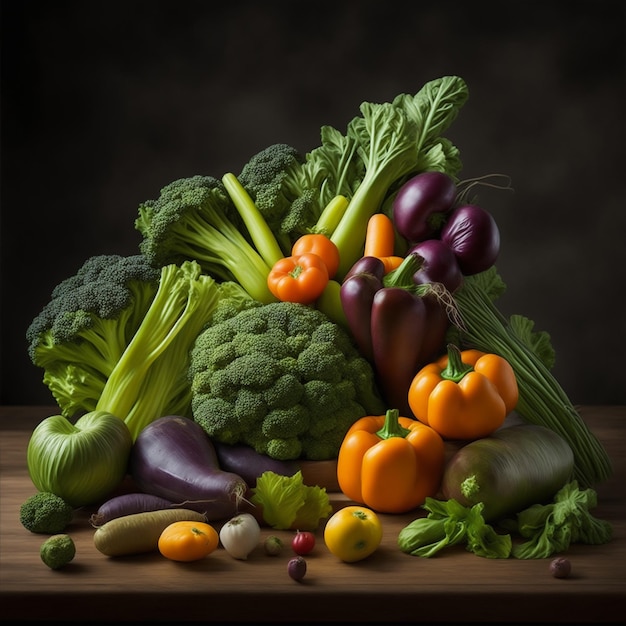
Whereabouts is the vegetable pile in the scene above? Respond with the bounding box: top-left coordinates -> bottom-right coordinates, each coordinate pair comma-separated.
21,75 -> 613,572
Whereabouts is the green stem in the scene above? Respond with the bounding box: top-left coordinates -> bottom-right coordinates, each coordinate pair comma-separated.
375,408 -> 411,439
313,195 -> 349,237
440,343 -> 473,382
382,253 -> 422,289
222,173 -> 285,268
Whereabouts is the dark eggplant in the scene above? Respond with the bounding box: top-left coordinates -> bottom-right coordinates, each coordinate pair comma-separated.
440,204 -> 500,275
392,171 -> 456,243
408,239 -> 464,292
90,493 -> 176,527
129,415 -> 248,520
213,440 -> 299,488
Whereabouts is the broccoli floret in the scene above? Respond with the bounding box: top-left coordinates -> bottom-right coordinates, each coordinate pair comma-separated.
20,492 -> 74,534
189,301 -> 385,461
26,255 -> 160,416
135,175 -> 277,303
40,534 -> 76,570
237,143 -> 325,254
27,254 -> 229,440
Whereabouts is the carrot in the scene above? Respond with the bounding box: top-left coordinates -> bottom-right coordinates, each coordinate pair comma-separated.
379,255 -> 405,273
364,213 -> 396,258
363,214 -> 404,274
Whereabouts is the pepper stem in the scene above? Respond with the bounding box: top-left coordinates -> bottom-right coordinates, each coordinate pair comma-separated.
382,253 -> 422,289
375,409 -> 411,440
440,343 -> 474,382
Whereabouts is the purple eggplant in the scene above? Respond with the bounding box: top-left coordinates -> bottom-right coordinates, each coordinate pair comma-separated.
129,415 -> 248,519
392,171 -> 457,243
440,204 -> 500,275
213,440 -> 299,488
408,239 -> 464,293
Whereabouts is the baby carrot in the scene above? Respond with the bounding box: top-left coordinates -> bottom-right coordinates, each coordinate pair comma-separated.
364,213 -> 396,258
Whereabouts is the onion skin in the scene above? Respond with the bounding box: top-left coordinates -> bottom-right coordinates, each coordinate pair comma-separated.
129,415 -> 248,521
440,204 -> 500,275
408,239 -> 464,293
392,171 -> 456,243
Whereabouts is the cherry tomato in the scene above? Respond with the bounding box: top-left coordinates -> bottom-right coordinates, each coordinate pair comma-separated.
292,234 -> 340,279
267,253 -> 329,304
291,531 -> 316,555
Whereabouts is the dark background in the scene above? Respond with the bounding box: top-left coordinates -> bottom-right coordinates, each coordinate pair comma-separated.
1,0 -> 625,407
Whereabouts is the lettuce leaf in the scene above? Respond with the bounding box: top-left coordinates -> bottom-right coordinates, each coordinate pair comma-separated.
251,470 -> 332,531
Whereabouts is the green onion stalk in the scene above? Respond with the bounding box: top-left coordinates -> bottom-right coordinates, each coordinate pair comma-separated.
451,272 -> 612,488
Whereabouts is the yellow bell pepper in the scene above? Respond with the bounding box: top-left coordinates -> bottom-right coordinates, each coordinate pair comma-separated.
408,343 -> 519,440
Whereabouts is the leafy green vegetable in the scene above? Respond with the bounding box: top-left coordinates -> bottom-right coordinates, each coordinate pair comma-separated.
449,267 -> 612,487
26,254 -> 161,417
397,497 -> 512,559
330,77 -> 469,278
135,175 -> 277,303
236,143 -> 327,255
501,481 -> 612,559
27,254 -> 229,440
251,470 -> 332,531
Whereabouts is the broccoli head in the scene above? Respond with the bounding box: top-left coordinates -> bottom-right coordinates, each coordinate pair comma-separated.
26,254 -> 228,440
20,491 -> 74,534
188,301 -> 385,461
40,534 -> 76,569
135,175 -> 276,303
26,254 -> 160,416
237,143 -> 325,254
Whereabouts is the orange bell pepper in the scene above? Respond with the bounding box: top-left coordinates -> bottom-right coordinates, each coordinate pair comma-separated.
267,252 -> 329,304
337,409 -> 445,514
408,343 -> 519,440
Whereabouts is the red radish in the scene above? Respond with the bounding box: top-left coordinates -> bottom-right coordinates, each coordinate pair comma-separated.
292,531 -> 316,555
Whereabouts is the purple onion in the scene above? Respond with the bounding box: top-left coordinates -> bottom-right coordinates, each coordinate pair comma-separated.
407,239 -> 464,293
392,171 -> 456,243
440,204 -> 500,275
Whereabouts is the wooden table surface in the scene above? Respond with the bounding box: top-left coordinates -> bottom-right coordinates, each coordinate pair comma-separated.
1,405 -> 624,624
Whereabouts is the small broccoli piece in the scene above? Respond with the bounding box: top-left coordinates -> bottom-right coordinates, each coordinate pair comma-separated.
135,175 -> 276,303
20,492 -> 74,534
189,301 -> 385,461
40,534 -> 76,570
237,143 -> 325,254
